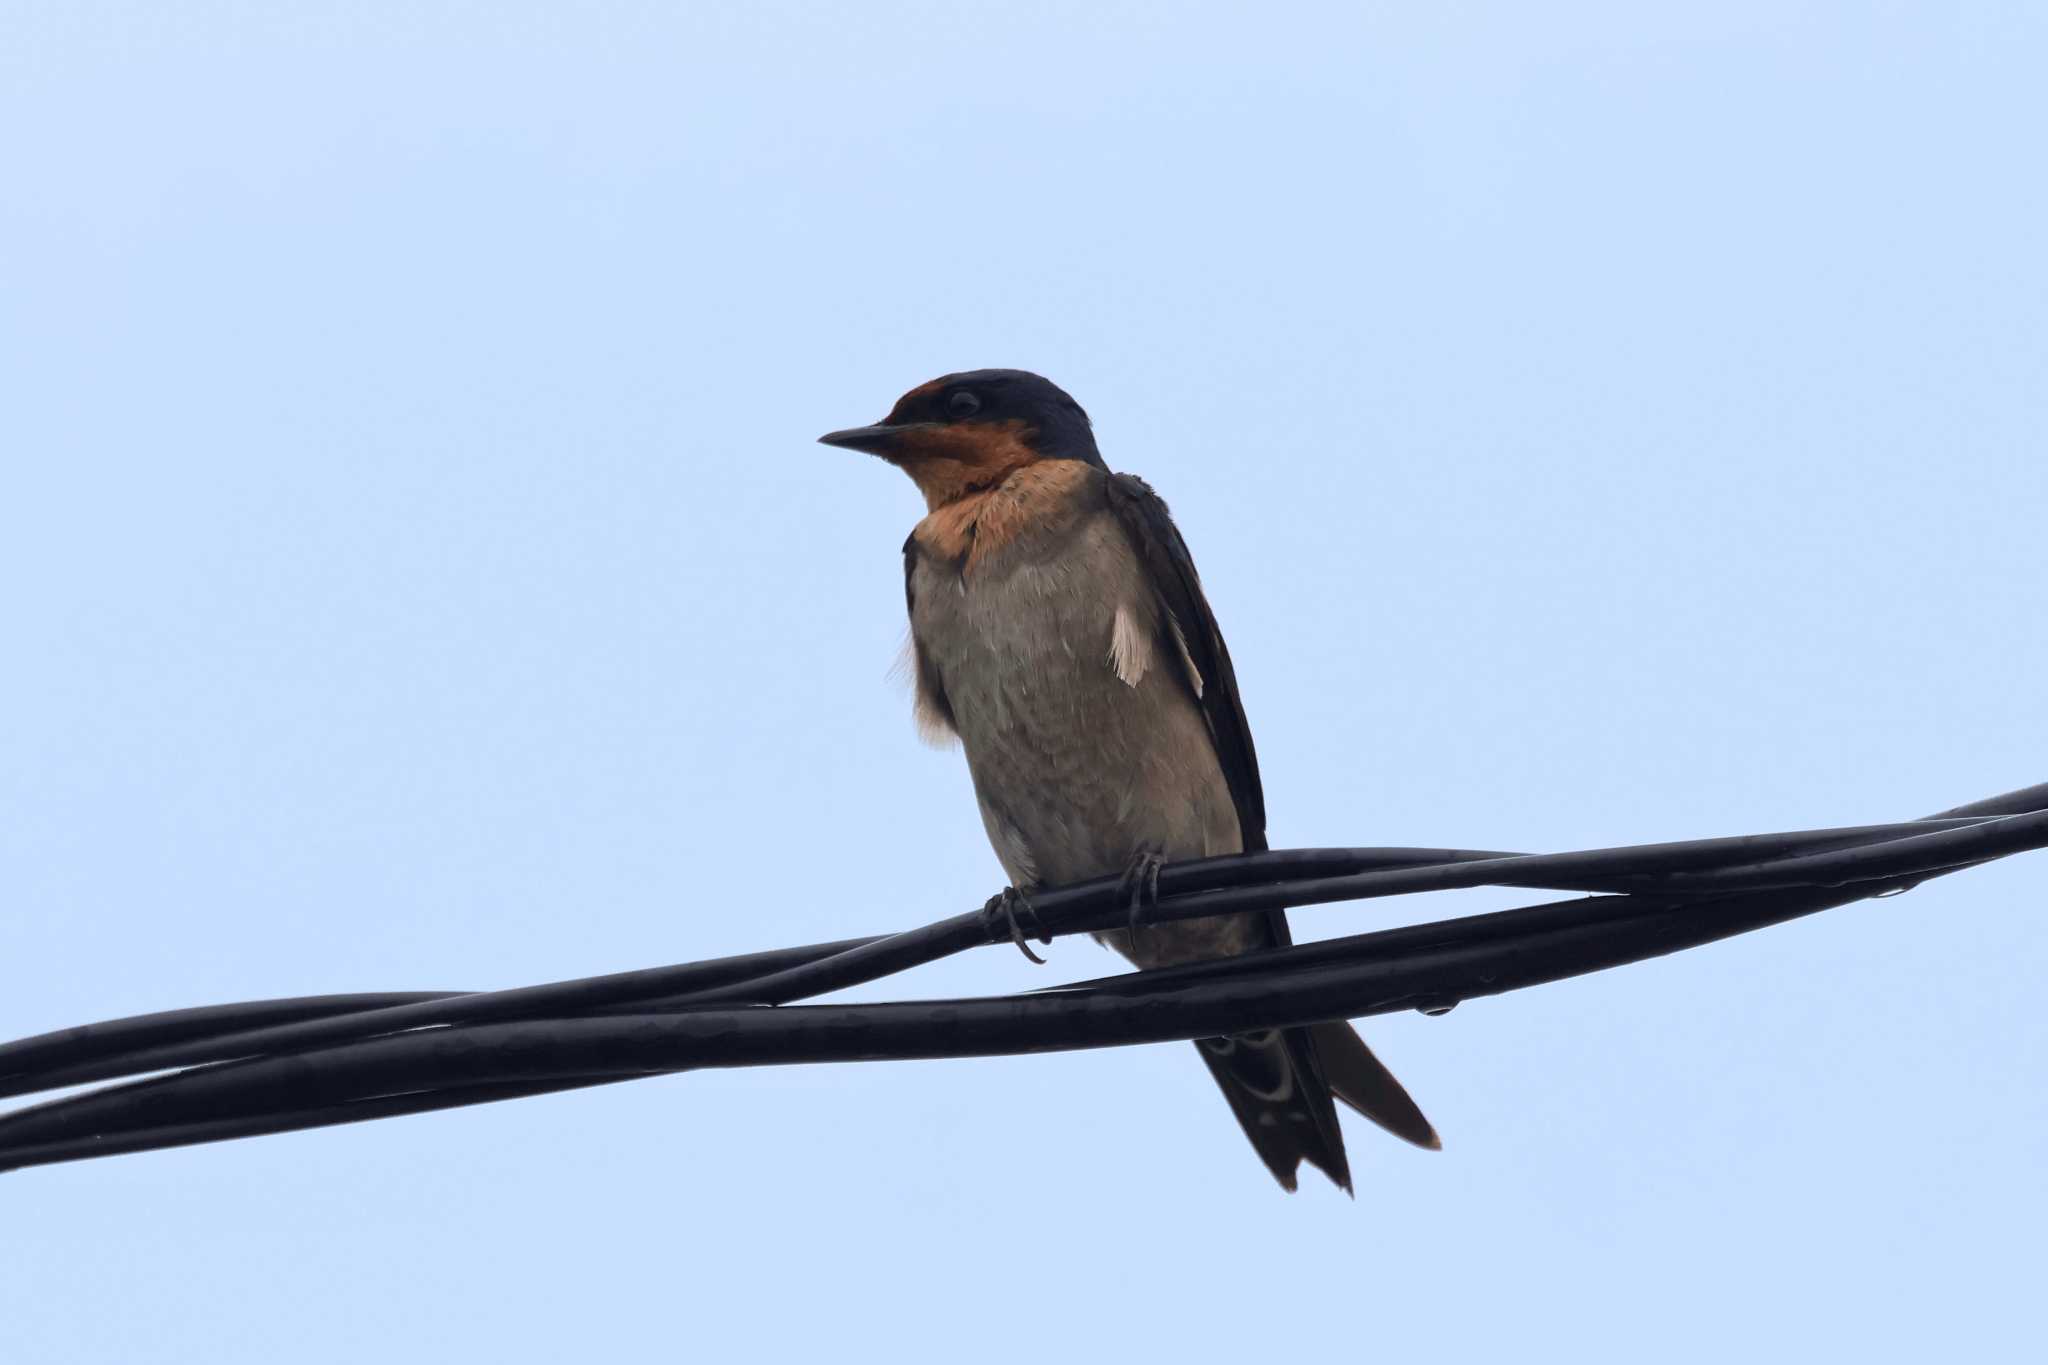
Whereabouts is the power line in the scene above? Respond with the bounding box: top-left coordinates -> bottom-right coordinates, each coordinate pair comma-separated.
2,782 -> 2042,1173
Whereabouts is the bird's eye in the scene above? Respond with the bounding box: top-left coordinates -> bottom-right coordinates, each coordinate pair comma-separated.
946,390 -> 982,419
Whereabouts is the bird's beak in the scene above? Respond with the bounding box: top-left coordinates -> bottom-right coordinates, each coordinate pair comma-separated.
817,421 -> 938,458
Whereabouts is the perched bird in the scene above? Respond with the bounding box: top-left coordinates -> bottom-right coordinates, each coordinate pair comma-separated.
822,369 -> 1438,1192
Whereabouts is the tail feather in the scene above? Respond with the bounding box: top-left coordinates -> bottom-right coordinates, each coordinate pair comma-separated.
1193,1025 -> 1353,1193
1194,1022 -> 1440,1192
1309,1020 -> 1441,1151
1120,905 -> 1439,1188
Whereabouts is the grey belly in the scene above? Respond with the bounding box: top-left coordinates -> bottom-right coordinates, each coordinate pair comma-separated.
910,522 -> 1257,967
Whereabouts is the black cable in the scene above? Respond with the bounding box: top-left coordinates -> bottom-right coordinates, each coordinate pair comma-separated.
1,782 -> 2040,1172
0,815 -> 2006,1098
0,881 -> 1877,1168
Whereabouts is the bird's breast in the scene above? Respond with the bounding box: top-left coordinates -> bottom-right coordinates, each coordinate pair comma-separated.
905,473 -> 1240,892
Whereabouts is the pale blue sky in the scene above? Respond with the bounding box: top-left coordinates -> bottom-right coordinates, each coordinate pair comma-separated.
3,3 -> 2044,1360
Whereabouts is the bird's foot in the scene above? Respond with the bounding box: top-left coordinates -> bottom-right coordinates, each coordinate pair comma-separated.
1118,847 -> 1168,945
980,885 -> 1048,965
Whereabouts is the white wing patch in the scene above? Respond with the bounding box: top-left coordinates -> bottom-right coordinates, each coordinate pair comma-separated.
1165,609 -> 1204,697
1108,603 -> 1153,688
891,634 -> 958,748
911,684 -> 958,747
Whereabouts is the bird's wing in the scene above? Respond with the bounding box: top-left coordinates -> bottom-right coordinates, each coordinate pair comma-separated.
1105,473 -> 1437,1176
1101,472 -> 1270,856
900,533 -> 956,741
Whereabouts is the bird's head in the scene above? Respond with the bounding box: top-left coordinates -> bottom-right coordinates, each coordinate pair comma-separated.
820,369 -> 1101,509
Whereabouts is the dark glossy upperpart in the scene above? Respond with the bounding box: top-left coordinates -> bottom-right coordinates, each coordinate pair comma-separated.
827,369 -> 1103,469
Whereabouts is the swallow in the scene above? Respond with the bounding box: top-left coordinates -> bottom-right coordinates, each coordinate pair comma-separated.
822,369 -> 1439,1192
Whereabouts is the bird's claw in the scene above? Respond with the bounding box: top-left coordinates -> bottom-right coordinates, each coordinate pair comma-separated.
980,886 -> 1048,965
1118,848 -> 1168,944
